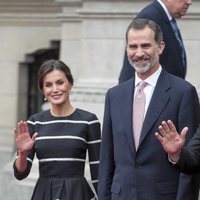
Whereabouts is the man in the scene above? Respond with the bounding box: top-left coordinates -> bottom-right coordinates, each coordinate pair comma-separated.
119,0 -> 192,83
98,18 -> 200,200
156,120 -> 200,174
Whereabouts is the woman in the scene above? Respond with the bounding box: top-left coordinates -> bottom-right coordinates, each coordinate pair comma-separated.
13,59 -> 101,200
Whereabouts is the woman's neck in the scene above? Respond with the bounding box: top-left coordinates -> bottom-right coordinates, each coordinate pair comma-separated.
50,103 -> 75,117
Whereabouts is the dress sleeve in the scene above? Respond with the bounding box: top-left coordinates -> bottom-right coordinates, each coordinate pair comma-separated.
87,114 -> 101,194
13,117 -> 36,180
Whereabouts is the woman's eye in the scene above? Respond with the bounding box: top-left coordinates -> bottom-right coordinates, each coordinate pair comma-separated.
57,80 -> 64,85
44,83 -> 51,88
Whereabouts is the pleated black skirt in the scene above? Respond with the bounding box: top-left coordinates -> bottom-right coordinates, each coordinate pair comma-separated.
31,176 -> 96,200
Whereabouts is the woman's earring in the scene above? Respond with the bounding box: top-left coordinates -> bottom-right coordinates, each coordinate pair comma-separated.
69,90 -> 72,95
44,97 -> 47,101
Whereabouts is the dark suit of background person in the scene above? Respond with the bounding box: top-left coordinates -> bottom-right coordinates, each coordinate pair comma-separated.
119,0 -> 188,83
98,19 -> 200,200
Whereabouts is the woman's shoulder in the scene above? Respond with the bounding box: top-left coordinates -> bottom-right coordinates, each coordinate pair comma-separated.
75,108 -> 99,122
27,109 -> 50,122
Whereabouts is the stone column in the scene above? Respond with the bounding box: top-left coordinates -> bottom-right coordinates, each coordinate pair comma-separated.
179,1 -> 200,94
57,0 -> 141,86
0,0 -> 62,158
56,0 -> 140,122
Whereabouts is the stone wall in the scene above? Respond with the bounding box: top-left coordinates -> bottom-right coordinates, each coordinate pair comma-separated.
0,0 -> 62,152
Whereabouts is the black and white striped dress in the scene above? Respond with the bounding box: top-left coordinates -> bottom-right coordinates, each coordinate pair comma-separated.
13,108 -> 101,200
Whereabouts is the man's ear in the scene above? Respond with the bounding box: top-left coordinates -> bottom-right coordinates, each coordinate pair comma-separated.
158,41 -> 165,55
125,43 -> 128,51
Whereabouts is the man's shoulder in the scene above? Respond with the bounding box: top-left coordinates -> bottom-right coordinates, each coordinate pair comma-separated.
161,69 -> 195,89
137,1 -> 161,15
136,1 -> 166,23
107,78 -> 134,94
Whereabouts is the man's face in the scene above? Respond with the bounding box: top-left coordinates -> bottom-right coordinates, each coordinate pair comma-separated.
126,26 -> 164,79
166,0 -> 192,18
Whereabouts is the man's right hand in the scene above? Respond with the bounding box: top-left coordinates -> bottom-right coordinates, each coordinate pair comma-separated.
155,120 -> 188,162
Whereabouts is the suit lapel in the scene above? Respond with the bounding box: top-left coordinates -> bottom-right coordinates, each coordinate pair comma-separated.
119,78 -> 136,154
139,70 -> 170,146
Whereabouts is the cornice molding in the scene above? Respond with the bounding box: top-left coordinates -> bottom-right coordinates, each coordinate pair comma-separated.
0,13 -> 61,26
0,1 -> 62,25
55,0 -> 82,7
0,1 -> 200,25
0,2 -> 62,13
76,1 -> 200,20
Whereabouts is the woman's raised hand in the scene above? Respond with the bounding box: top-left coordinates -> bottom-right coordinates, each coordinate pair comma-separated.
14,121 -> 38,157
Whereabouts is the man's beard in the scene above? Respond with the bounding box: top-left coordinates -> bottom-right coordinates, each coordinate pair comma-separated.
128,54 -> 159,73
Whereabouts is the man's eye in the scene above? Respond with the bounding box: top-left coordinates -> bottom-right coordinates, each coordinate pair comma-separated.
142,44 -> 151,48
129,45 -> 137,50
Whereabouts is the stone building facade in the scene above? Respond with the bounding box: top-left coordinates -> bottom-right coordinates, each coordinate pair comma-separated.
0,0 -> 200,199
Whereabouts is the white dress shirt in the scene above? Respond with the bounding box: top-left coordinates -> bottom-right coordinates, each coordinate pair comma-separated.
134,66 -> 162,117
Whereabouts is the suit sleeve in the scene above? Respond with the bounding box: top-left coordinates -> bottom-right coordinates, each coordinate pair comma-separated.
175,86 -> 200,200
176,125 -> 200,174
98,90 -> 115,200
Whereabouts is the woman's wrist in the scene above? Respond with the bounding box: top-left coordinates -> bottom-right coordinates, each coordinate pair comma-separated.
17,149 -> 29,158
15,152 -> 28,173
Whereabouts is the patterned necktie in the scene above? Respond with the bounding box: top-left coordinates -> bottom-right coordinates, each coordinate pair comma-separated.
133,81 -> 147,150
170,18 -> 186,69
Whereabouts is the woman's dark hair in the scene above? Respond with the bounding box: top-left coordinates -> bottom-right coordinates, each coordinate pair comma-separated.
38,59 -> 74,90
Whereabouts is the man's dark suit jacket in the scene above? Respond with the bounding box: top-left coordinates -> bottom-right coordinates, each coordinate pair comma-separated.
98,69 -> 200,200
119,1 -> 186,83
176,125 -> 200,174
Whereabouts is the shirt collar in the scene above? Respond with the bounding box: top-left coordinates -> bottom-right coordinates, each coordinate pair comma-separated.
135,65 -> 162,88
157,0 -> 173,21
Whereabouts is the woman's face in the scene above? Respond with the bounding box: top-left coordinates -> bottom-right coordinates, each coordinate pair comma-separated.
42,69 -> 72,106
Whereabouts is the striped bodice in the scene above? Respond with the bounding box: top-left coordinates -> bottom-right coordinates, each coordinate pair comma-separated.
14,108 -> 101,193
